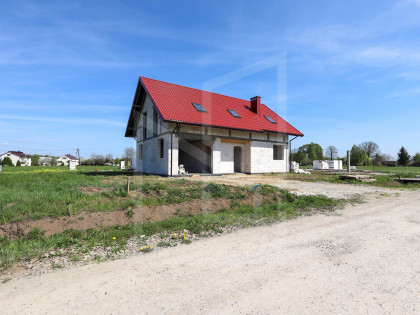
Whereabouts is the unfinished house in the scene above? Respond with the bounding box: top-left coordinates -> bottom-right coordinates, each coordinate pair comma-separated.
125,77 -> 303,176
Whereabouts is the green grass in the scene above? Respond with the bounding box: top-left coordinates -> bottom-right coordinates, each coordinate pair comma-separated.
300,165 -> 420,175
283,165 -> 420,188
0,169 -> 127,223
0,168 -> 251,224
0,185 -> 342,270
1,165 -> 120,173
355,165 -> 420,176
283,171 -> 420,189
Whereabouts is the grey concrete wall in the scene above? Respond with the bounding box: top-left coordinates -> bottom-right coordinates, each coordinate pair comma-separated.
250,141 -> 287,173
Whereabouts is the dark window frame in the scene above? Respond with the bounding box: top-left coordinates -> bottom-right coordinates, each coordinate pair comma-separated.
227,109 -> 241,118
142,112 -> 147,139
139,144 -> 143,160
153,109 -> 158,136
192,102 -> 207,112
158,139 -> 164,158
264,116 -> 277,124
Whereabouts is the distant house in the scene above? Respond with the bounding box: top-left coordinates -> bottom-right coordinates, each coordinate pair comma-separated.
0,151 -> 32,166
38,156 -> 52,166
57,154 -> 79,166
382,161 -> 398,167
125,77 -> 303,175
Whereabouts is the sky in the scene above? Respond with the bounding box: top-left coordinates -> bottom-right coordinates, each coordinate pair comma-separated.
0,0 -> 419,159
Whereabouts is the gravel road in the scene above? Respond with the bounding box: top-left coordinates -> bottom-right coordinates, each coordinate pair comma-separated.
1,189 -> 418,314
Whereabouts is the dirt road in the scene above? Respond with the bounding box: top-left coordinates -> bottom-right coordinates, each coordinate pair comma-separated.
1,189 -> 419,314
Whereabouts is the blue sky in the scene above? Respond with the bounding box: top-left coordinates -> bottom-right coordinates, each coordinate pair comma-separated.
0,0 -> 419,159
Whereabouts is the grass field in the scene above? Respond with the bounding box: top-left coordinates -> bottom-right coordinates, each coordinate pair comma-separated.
0,166 -> 345,270
296,165 -> 420,188
0,167 -> 253,224
1,165 -> 120,173
301,165 -> 420,175
355,165 -> 420,175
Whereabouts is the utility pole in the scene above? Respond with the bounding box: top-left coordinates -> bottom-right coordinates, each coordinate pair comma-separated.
76,149 -> 80,165
347,150 -> 351,173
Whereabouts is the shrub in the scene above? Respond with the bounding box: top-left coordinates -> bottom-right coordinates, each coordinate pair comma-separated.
1,157 -> 13,166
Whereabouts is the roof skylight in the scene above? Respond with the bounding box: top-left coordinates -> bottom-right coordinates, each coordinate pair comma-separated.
192,102 -> 207,112
264,116 -> 277,124
227,109 -> 241,118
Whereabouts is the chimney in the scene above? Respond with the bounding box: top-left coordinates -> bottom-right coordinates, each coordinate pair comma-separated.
250,96 -> 261,115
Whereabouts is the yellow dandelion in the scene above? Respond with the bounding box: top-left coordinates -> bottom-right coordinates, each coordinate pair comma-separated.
112,237 -> 116,240
149,245 -> 153,249
173,233 -> 177,237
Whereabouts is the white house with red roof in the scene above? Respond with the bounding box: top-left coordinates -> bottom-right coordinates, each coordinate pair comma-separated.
0,151 -> 32,166
57,154 -> 79,166
125,77 -> 303,176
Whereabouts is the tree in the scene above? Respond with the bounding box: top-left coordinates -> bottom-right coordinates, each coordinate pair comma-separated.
31,154 -> 40,166
1,157 -> 13,166
381,153 -> 394,162
325,146 -> 338,160
124,147 -> 135,167
50,157 -> 57,166
350,145 -> 370,166
397,147 -> 410,166
105,154 -> 114,164
81,158 -> 93,165
293,143 -> 323,165
359,141 -> 380,158
412,152 -> 420,166
372,153 -> 383,166
91,154 -> 105,166
16,160 -> 21,167
114,157 -> 120,166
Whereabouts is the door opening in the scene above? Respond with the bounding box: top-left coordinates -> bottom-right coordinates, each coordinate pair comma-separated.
234,146 -> 242,173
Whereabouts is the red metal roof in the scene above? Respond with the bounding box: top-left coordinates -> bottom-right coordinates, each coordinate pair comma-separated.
128,77 -> 303,136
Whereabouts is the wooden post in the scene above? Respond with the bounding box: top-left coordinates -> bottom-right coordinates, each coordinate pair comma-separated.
127,177 -> 130,193
347,150 -> 351,173
69,204 -> 72,216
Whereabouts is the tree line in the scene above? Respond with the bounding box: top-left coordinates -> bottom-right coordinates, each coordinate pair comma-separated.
291,141 -> 420,167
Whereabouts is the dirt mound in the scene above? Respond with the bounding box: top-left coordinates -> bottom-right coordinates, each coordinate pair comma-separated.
0,195 -> 263,239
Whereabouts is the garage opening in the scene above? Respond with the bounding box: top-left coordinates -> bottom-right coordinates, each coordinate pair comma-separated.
178,138 -> 212,173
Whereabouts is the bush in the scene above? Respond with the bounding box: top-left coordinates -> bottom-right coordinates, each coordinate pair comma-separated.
412,153 -> 420,166
1,157 -> 13,166
16,160 -> 21,167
